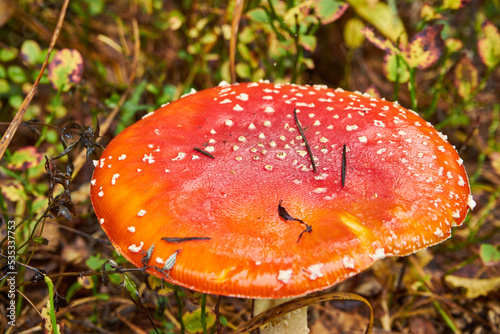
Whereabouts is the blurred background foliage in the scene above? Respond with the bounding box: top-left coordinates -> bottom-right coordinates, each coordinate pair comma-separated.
0,0 -> 499,333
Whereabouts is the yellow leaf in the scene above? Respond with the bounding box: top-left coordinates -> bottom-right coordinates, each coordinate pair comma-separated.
344,18 -> 365,49
444,275 -> 500,299
478,21 -> 500,68
346,0 -> 407,45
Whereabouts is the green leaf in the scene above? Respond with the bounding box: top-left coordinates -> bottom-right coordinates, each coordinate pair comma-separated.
183,307 -> 216,333
1,183 -> 28,203
445,38 -> 463,53
8,94 -> 23,109
47,49 -> 84,92
21,40 -> 42,65
86,254 -> 107,270
299,35 -> 317,51
7,65 -> 27,84
0,47 -> 18,62
0,78 -> 9,95
315,0 -> 349,25
346,0 -> 407,44
454,56 -> 478,99
420,4 -> 442,21
383,52 -> 409,83
441,0 -> 470,10
479,244 -> 500,266
344,18 -> 365,49
235,62 -> 251,79
7,146 -> 44,170
246,7 -> 269,23
477,21 -> 500,68
403,24 -> 444,69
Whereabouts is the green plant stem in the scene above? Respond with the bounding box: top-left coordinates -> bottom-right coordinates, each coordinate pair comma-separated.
408,67 -> 417,111
292,14 -> 300,84
35,89 -> 62,147
393,53 -> 401,102
174,288 -> 185,334
425,50 -> 450,119
432,300 -> 460,334
201,293 -> 208,334
44,275 -> 61,334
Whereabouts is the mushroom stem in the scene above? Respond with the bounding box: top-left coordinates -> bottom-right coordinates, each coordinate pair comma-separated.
254,298 -> 309,334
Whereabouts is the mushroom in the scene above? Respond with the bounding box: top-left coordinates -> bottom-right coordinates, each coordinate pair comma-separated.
90,81 -> 474,333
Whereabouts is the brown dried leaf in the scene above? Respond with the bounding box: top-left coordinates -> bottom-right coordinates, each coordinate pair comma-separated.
0,0 -> 15,26
445,275 -> 500,299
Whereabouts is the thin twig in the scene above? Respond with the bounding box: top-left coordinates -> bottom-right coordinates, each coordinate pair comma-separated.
293,109 -> 317,173
230,0 -> 245,83
0,0 -> 70,161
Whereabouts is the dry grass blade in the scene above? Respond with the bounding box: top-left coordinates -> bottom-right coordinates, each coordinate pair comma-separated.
0,0 -> 70,161
71,19 -> 140,177
234,291 -> 374,334
230,0 -> 245,83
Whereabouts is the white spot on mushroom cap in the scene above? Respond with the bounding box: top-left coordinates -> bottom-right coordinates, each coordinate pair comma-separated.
370,248 -> 386,261
218,80 -> 231,87
128,242 -> 144,253
374,120 -> 385,127
142,112 -> 155,119
91,179 -> 96,186
233,104 -> 243,111
137,210 -> 147,217
458,175 -> 465,186
111,174 -> 120,185
248,123 -> 256,130
205,146 -> 215,152
343,256 -> 355,269
276,152 -> 287,160
225,120 -> 234,127
143,154 -> 155,164
264,106 -> 275,113
346,125 -> 358,131
308,263 -> 324,280
358,136 -> 368,143
313,188 -> 328,194
155,257 -> 164,264
468,195 -> 476,210
236,93 -> 249,101
434,228 -> 444,237
172,152 -> 187,161
220,99 -> 232,104
263,120 -> 272,127
98,190 -> 104,197
118,154 -> 127,160
277,269 -> 293,283
99,218 -> 104,225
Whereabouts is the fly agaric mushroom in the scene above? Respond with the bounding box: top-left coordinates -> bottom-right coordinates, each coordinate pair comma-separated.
90,82 -> 474,333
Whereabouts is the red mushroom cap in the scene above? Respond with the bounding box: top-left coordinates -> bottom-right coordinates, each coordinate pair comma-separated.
90,82 -> 474,298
